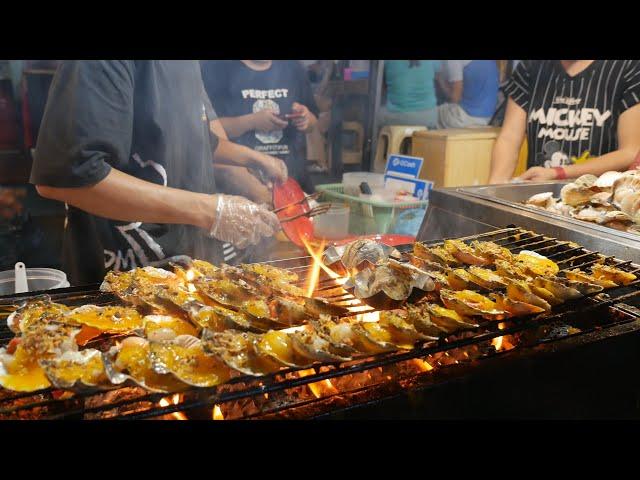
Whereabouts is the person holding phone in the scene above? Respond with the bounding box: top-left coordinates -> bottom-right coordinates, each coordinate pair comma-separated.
201,60 -> 319,196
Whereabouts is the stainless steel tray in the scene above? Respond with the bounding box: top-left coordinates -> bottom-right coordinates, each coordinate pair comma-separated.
457,182 -> 640,243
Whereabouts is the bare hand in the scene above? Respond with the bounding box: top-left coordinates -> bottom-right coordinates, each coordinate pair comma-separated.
290,102 -> 312,132
252,151 -> 288,184
516,167 -> 559,182
251,110 -> 288,132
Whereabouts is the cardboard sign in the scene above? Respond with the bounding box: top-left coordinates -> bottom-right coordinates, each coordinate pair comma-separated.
385,154 -> 423,179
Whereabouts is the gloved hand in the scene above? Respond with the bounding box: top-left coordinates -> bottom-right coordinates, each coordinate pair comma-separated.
208,194 -> 280,249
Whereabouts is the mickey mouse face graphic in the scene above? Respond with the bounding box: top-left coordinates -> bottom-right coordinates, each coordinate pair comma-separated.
538,140 -> 570,168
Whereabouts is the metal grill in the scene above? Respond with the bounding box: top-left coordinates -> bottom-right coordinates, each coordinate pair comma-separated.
1,226 -> 639,420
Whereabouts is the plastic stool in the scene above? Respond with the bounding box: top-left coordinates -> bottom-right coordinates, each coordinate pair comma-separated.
340,121 -> 364,165
374,125 -> 427,173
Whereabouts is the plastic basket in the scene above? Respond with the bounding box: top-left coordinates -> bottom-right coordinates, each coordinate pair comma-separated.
315,183 -> 428,235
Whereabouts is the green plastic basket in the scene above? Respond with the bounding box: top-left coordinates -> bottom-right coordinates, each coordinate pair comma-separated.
315,183 -> 429,235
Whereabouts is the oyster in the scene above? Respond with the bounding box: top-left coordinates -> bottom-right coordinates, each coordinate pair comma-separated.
201,329 -> 282,377
103,337 -> 187,392
590,264 -> 637,286
467,267 -> 508,290
490,293 -> 546,317
420,303 -> 478,332
149,338 -> 231,387
40,349 -> 110,391
526,191 -> 555,209
440,289 -> 506,320
444,239 -> 492,266
255,330 -> 314,368
504,278 -> 552,311
0,342 -> 51,392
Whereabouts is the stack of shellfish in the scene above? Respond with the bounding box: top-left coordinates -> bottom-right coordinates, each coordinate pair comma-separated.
526,170 -> 640,233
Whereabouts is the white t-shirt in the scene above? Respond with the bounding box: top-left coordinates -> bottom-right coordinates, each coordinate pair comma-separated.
444,60 -> 472,82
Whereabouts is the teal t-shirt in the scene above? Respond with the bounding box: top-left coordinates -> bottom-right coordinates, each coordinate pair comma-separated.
384,60 -> 441,112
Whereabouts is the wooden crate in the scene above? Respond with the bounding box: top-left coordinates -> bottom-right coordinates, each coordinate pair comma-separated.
411,127 -> 500,187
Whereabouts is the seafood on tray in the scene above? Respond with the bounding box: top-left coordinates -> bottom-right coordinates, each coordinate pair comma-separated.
524,170 -> 640,232
323,238 -> 402,275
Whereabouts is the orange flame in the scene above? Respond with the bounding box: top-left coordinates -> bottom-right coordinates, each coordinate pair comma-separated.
300,236 -> 346,284
159,394 -> 187,420
412,358 -> 434,372
491,322 -> 507,352
303,239 -> 326,297
297,368 -> 337,398
212,405 -> 224,420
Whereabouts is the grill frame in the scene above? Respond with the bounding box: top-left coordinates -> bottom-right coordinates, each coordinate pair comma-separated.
1,226 -> 640,420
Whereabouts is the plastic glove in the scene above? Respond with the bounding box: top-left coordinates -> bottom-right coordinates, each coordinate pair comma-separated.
208,194 -> 280,249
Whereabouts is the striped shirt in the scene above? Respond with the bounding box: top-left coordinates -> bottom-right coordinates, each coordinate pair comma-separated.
504,60 -> 640,168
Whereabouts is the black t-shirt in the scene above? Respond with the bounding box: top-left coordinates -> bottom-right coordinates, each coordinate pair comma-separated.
504,60 -> 640,168
30,60 -> 223,284
200,60 -> 318,189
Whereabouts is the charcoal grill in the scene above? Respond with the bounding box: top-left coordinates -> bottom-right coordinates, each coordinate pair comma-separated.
1,227 -> 640,420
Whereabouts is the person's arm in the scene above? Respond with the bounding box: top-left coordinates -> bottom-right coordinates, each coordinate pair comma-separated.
489,98 -> 527,183
440,60 -> 464,103
212,137 -> 287,183
37,168 -> 215,230
518,103 -> 640,181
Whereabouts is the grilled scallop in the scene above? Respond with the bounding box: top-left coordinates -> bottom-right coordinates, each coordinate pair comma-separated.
63,305 -> 145,334
350,322 -> 405,353
590,264 -> 637,286
421,303 -> 478,332
532,277 -> 583,302
490,293 -> 546,317
504,278 -> 552,311
471,240 -> 513,262
409,254 -> 449,273
308,317 -> 360,357
103,337 -> 186,393
514,251 -> 560,277
565,269 -> 617,289
40,349 -> 110,391
414,243 -> 460,267
467,267 -> 508,290
201,330 -> 282,377
256,330 -> 314,368
290,327 -> 352,363
494,259 -> 531,281
440,289 -> 506,320
444,239 -> 492,266
447,269 -> 474,291
142,315 -> 200,342
7,298 -> 70,334
149,338 -> 231,388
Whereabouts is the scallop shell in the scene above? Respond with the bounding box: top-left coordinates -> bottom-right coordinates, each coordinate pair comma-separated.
504,278 -> 552,311
40,349 -> 111,391
149,337 -> 231,388
560,183 -> 598,207
255,330 -> 314,368
290,327 -> 352,362
490,293 -> 546,317
570,206 -> 606,223
565,269 -> 617,288
533,277 -> 583,302
0,344 -> 51,392
590,264 -> 637,286
526,191 -> 555,208
420,303 -> 478,333
467,267 -> 508,290
444,239 -> 492,266
413,243 -> 461,266
440,289 -> 506,320
595,171 -> 624,190
323,239 -> 401,275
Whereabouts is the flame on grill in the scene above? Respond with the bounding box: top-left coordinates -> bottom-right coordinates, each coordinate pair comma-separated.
492,322 -> 516,352
212,405 -> 224,420
297,368 -> 338,398
412,358 -> 434,372
303,239 -> 326,297
300,236 -> 347,285
159,394 -> 187,420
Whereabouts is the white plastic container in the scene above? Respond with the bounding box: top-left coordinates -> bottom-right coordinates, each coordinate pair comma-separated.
342,172 -> 385,197
0,267 -> 70,296
312,203 -> 351,239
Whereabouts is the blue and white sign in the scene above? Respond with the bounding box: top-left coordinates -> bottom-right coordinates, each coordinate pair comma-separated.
385,154 -> 423,179
384,175 -> 433,200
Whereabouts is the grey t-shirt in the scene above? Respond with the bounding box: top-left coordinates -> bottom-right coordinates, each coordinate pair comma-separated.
31,60 -> 223,284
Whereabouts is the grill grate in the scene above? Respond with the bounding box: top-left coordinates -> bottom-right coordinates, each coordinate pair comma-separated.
1,226 -> 639,420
